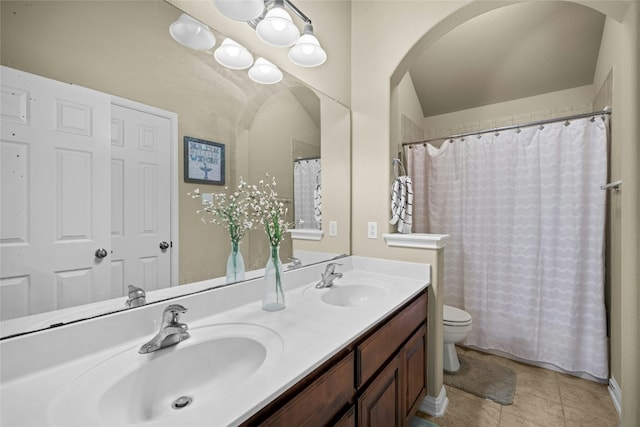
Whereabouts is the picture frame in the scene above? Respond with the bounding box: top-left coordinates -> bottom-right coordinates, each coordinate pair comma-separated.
183,136 -> 225,185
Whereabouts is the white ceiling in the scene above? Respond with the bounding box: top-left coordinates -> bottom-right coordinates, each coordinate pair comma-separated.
409,1 -> 606,117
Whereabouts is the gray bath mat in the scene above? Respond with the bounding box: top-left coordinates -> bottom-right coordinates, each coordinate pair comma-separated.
444,354 -> 516,405
410,416 -> 440,427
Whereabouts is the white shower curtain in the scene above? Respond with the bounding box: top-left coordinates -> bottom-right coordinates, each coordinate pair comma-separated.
293,158 -> 321,229
407,116 -> 609,380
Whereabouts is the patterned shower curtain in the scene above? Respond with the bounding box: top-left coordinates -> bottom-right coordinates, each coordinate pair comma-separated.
406,116 -> 609,380
293,158 -> 321,229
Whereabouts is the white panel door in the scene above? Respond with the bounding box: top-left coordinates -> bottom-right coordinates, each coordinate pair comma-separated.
110,104 -> 172,295
0,66 -> 111,320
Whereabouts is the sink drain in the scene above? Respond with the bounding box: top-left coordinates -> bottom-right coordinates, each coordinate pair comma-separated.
171,396 -> 193,410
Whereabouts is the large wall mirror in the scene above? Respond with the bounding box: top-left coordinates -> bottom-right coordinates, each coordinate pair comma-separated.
0,0 -> 351,338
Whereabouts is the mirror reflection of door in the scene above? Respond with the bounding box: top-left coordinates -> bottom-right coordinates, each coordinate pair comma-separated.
0,67 -> 174,321
110,102 -> 172,297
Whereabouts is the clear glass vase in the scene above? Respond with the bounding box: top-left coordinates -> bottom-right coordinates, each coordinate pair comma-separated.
226,240 -> 245,284
262,244 -> 285,311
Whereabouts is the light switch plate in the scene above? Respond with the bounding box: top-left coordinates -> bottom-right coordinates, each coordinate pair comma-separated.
367,222 -> 378,239
201,193 -> 213,205
329,221 -> 338,237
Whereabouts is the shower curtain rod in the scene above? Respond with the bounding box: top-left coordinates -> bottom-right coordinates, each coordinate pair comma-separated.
402,108 -> 611,148
293,156 -> 320,162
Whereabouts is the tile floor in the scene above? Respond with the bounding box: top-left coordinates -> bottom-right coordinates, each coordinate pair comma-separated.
417,347 -> 620,427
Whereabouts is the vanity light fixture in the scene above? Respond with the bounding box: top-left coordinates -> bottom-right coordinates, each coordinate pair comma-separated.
213,0 -> 327,67
214,38 -> 254,70
288,23 -> 326,67
248,57 -> 283,84
169,13 -> 216,51
213,0 -> 265,22
255,0 -> 299,48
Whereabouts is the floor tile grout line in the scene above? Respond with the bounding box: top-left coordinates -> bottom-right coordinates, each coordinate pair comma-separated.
554,371 -> 568,426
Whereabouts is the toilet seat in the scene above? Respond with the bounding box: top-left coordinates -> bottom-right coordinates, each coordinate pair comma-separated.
443,305 -> 472,326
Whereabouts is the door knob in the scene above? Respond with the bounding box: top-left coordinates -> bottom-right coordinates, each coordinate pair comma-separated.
159,241 -> 170,250
95,248 -> 108,259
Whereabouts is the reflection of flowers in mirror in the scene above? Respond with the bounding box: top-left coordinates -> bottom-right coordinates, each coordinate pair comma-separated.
247,174 -> 298,247
188,179 -> 253,244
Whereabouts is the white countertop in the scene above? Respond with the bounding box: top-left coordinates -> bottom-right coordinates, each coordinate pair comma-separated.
0,256 -> 430,426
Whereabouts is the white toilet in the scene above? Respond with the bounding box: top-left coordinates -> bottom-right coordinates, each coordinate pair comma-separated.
443,305 -> 473,372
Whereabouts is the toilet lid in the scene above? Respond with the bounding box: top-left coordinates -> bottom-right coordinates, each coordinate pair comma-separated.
443,305 -> 471,324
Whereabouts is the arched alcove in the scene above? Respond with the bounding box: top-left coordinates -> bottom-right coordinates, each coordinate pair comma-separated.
387,1 -> 637,423
391,0 -> 629,87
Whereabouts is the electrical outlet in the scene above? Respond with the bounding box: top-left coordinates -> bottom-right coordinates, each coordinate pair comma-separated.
367,221 -> 378,239
329,221 -> 338,237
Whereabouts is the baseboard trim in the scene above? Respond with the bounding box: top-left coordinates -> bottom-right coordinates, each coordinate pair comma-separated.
419,385 -> 449,417
608,376 -> 622,420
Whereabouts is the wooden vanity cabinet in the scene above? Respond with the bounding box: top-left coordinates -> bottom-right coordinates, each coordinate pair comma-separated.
242,291 -> 427,427
252,351 -> 355,427
356,293 -> 427,427
402,325 -> 427,425
334,405 -> 357,427
357,353 -> 403,426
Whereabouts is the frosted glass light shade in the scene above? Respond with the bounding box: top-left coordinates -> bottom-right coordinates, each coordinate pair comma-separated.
214,39 -> 254,70
289,32 -> 326,67
213,0 -> 264,21
169,14 -> 216,51
248,57 -> 283,84
256,7 -> 299,47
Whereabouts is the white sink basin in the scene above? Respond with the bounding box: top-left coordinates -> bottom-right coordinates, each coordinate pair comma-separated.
317,284 -> 387,307
321,284 -> 386,306
48,323 -> 283,426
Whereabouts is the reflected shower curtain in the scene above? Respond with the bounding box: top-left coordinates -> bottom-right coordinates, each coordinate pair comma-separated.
293,158 -> 321,228
407,117 -> 609,379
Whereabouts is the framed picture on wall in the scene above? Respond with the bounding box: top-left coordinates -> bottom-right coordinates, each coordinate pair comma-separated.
184,136 -> 225,185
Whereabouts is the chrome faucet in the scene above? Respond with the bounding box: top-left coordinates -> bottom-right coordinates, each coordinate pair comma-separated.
315,263 -> 343,288
126,285 -> 146,308
139,304 -> 190,354
287,257 -> 302,270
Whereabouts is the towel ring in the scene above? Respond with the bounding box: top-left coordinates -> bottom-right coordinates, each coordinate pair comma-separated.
392,158 -> 407,178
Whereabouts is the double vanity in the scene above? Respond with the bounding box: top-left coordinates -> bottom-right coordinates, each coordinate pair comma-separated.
0,256 -> 430,426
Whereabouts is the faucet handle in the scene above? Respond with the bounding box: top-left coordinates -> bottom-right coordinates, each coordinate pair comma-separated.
287,257 -> 302,269
126,285 -> 146,308
326,263 -> 343,273
163,304 -> 188,323
164,304 -> 187,313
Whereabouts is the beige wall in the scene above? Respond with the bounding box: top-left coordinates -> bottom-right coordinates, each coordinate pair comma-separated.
243,89 -> 321,271
392,72 -> 425,160
421,85 -> 594,138
590,7 -> 640,426
293,93 -> 352,256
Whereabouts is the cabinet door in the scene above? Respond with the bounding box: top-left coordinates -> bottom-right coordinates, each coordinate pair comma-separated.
262,352 -> 355,426
333,405 -> 356,427
358,354 -> 402,427
357,293 -> 427,387
404,325 -> 427,424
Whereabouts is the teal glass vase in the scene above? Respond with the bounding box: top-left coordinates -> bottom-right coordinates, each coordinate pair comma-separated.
226,240 -> 245,284
262,244 -> 285,311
